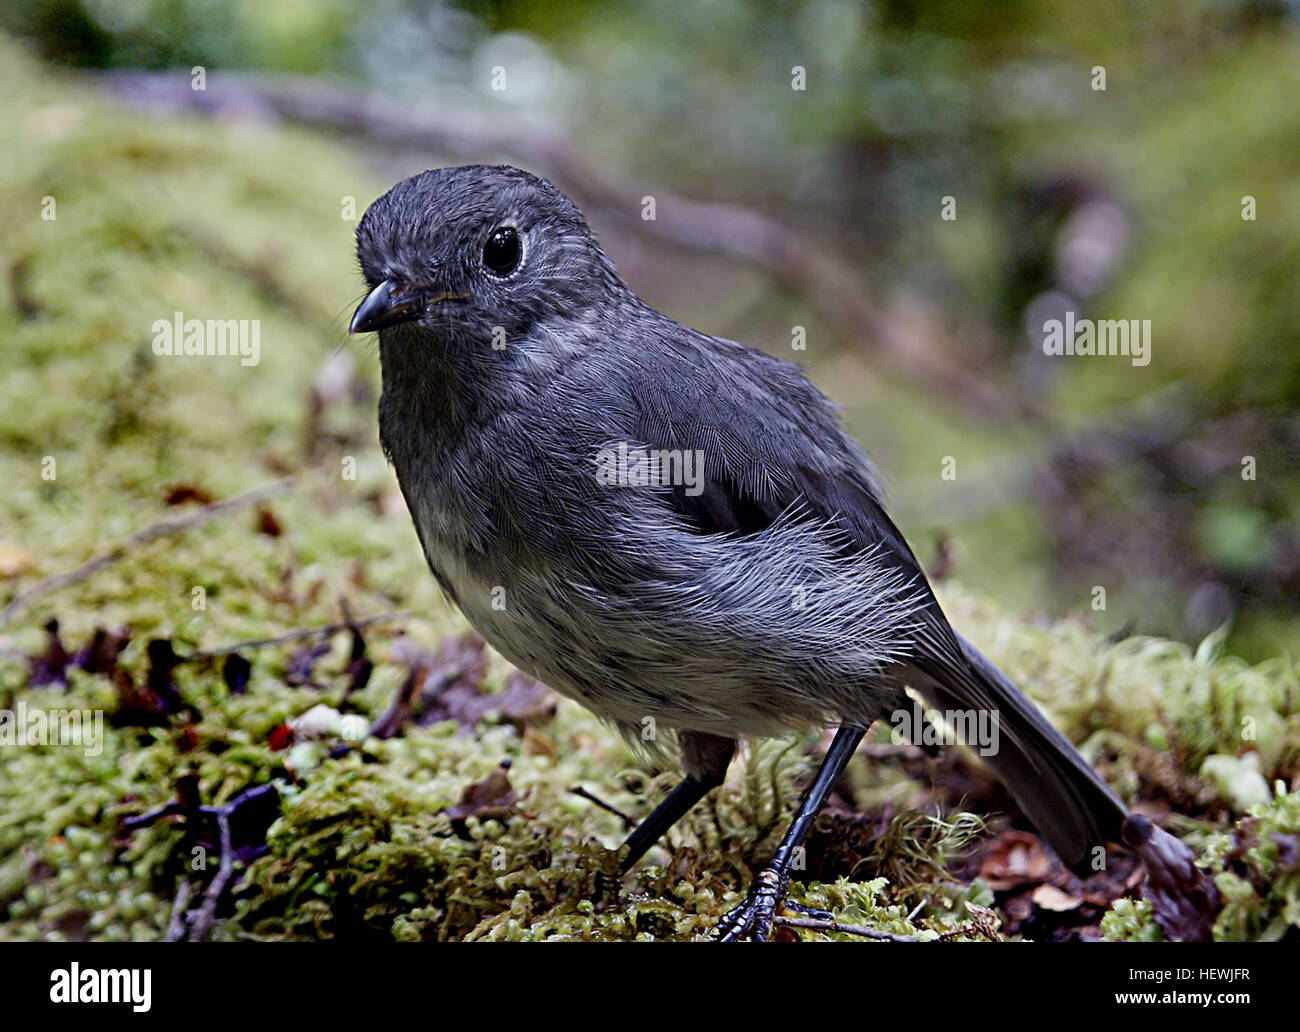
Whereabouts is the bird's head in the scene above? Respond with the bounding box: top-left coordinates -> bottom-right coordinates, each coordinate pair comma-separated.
351,164 -> 622,348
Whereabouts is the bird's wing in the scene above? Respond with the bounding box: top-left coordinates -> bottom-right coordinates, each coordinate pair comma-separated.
612,326 -> 934,594
586,322 -> 1131,867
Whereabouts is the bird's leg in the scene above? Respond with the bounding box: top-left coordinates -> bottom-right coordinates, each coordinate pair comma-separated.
620,775 -> 714,871
714,725 -> 867,941
595,733 -> 733,904
593,774 -> 716,907
591,731 -> 737,911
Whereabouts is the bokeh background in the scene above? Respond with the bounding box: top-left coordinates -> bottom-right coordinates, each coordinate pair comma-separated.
7,0 -> 1295,657
0,0 -> 1298,943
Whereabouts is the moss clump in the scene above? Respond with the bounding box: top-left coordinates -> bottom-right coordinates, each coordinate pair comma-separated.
1204,787 -> 1300,942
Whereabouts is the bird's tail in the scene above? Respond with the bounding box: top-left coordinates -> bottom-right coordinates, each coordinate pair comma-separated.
909,632 -> 1129,874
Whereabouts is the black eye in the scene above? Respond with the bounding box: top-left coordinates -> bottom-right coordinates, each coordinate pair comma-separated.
483,226 -> 521,275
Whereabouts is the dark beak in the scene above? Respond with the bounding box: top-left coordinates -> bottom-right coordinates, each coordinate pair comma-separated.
350,279 -> 462,334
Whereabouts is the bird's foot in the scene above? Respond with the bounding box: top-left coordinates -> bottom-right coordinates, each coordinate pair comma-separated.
713,866 -> 826,941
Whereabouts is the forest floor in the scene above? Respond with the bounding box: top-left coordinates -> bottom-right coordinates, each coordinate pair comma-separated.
1,37 -> 1297,941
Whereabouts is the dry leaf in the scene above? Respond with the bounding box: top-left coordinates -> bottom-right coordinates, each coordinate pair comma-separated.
1032,884 -> 1083,912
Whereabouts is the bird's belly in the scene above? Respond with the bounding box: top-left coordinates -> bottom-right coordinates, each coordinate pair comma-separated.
424,546 -> 635,717
418,540 -> 836,740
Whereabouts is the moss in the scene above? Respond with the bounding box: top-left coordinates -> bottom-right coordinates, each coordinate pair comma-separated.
1203,788 -> 1300,942
1101,898 -> 1162,942
1104,788 -> 1300,942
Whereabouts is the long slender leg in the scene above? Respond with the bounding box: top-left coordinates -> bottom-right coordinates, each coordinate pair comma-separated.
621,776 -> 711,871
715,725 -> 867,941
618,731 -> 736,872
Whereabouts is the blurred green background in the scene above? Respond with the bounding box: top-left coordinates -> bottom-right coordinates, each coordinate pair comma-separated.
3,0 -> 1298,660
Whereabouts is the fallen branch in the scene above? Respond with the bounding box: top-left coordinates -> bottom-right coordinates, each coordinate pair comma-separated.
772,914 -> 919,942
0,478 -> 294,628
165,880 -> 192,942
127,782 -> 281,942
184,810 -> 236,942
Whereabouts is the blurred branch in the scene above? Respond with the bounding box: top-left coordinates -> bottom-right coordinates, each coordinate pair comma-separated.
0,478 -> 294,628
97,71 -> 1018,416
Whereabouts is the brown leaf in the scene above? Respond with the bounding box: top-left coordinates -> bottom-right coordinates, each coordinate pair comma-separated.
28,618 -> 70,687
1031,884 -> 1083,912
412,633 -> 489,728
978,831 -> 1053,890
111,638 -> 195,727
493,671 -> 558,729
73,626 -> 132,676
1081,859 -> 1146,906
436,668 -> 558,733
444,760 -> 518,830
256,506 -> 283,537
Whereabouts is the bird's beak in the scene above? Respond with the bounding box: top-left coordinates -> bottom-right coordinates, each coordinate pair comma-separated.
349,279 -> 463,334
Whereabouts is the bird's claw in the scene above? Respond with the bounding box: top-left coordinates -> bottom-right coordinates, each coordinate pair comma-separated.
714,866 -> 799,941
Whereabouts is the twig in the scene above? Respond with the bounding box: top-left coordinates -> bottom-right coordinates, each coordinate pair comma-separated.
122,800 -> 184,830
165,880 -> 193,942
133,783 -> 280,941
185,609 -> 410,660
0,478 -> 294,627
772,914 -> 919,942
186,810 -> 236,942
570,786 -> 637,830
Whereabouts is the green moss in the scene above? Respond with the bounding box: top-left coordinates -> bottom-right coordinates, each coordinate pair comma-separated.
1101,898 -> 1162,942
1105,788 -> 1300,942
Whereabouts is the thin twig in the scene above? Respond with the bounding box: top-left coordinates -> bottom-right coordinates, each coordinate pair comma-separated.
185,609 -> 410,660
186,810 -> 236,942
772,914 -> 919,942
0,478 -> 294,627
570,786 -> 637,830
122,800 -> 184,830
165,880 -> 193,942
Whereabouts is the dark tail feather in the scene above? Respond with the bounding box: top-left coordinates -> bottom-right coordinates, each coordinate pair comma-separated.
912,633 -> 1129,874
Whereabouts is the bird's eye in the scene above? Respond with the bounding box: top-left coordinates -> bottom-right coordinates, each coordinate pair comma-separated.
483,226 -> 522,275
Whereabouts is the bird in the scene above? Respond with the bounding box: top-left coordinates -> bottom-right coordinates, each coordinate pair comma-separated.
348,163 -> 1139,941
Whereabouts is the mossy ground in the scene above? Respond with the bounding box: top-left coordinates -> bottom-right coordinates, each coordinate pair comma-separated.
1,37 -> 1297,941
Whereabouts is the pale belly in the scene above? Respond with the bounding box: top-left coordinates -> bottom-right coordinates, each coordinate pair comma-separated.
406,495 -> 899,742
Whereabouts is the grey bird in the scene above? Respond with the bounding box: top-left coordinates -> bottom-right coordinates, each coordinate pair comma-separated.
349,164 -> 1134,940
